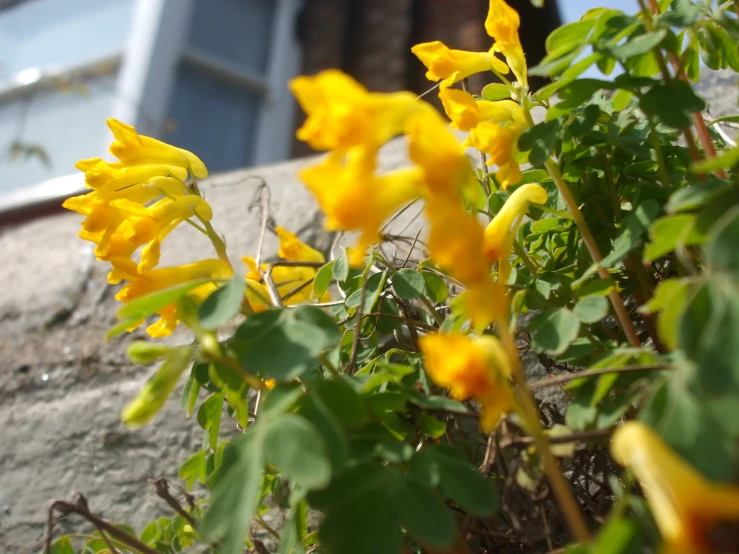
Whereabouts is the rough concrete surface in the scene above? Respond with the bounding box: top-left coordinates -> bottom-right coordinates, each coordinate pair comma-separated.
0,138 -> 434,552
0,72 -> 734,553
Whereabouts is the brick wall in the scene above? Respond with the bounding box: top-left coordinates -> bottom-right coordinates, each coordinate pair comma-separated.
293,0 -> 561,156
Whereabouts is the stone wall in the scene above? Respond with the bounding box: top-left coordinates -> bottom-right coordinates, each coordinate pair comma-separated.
1,71 -> 735,553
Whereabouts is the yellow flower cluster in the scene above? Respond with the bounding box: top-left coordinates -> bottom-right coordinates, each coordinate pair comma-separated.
64,119 -> 232,337
413,0 -> 530,189
64,120 -> 325,337
612,422 -> 739,554
289,0 -> 549,430
243,226 -> 331,307
420,332 -> 513,431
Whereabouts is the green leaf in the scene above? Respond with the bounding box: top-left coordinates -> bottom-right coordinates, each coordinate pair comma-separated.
593,518 -> 643,554
411,445 -> 498,516
640,80 -> 706,129
313,378 -> 368,428
264,414 -> 331,490
420,413 -> 447,439
200,431 -> 264,554
345,271 -> 386,312
666,181 -> 729,213
606,28 -> 667,58
640,378 -> 737,482
313,260 -> 335,299
199,275 -> 246,329
197,392 -> 224,450
578,278 -> 615,297
643,213 -> 702,262
117,279 -> 212,320
319,489 -> 402,554
517,119 -> 560,165
573,295 -> 609,323
481,82 -> 511,101
641,278 -> 690,350
707,205 -> 739,276
392,477 -> 456,548
546,19 -> 596,55
678,279 -> 739,396
691,145 -> 739,173
528,308 -> 581,355
122,346 -> 194,427
392,268 -> 426,300
181,371 -> 199,416
422,271 -> 449,303
234,306 -> 340,380
260,382 -> 304,418
49,537 -> 75,554
332,253 -> 349,282
179,450 -> 208,489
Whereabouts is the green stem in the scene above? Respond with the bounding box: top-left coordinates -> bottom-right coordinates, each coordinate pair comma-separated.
512,240 -> 539,276
540,157 -> 641,348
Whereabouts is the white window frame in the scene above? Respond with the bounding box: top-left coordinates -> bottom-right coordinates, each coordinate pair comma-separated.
0,0 -> 304,215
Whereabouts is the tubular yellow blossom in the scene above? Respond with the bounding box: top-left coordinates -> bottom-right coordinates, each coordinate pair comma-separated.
611,422 -> 739,554
299,150 -> 423,267
425,195 -> 490,287
405,110 -> 475,198
275,226 -> 325,264
411,41 -> 509,87
485,0 -> 528,87
107,119 -> 208,178
114,258 -> 233,338
484,183 -> 547,282
466,120 -> 527,189
460,277 -> 509,334
420,332 -> 513,431
75,158 -> 189,192
439,87 -> 525,132
290,70 -> 422,153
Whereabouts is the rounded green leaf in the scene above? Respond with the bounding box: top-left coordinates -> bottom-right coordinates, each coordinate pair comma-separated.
393,477 -> 456,548
422,271 -> 449,303
528,308 -> 580,355
332,253 -> 349,282
313,260 -> 335,299
265,414 -> 331,490
392,268 -> 426,300
573,295 -> 609,323
199,276 -> 247,329
707,205 -> 739,276
481,82 -> 511,101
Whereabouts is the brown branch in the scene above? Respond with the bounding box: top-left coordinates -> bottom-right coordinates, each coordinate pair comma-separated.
499,428 -> 613,449
527,363 -> 671,390
45,493 -> 159,554
152,478 -> 197,528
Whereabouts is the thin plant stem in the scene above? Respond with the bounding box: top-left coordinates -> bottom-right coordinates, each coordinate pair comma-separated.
639,0 -> 726,179
499,330 -> 592,543
540,158 -> 641,348
512,240 -> 539,276
527,363 -> 671,389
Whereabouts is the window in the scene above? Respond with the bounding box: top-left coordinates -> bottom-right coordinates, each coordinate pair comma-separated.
0,0 -> 303,215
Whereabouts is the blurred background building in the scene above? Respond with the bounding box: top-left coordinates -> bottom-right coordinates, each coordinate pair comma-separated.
0,0 -> 564,220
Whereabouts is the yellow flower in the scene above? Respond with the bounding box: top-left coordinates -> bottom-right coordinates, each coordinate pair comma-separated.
485,0 -> 527,87
275,226 -> 325,264
290,70 -> 422,153
466,121 -> 527,189
299,150 -> 423,267
114,258 -> 233,338
106,119 -> 208,179
241,228 -> 329,305
420,332 -> 513,431
611,422 -> 739,554
459,277 -> 509,334
484,183 -> 547,282
425,194 -> 490,287
411,41 -> 509,88
405,110 -> 475,198
75,157 -> 189,192
439,87 -> 525,132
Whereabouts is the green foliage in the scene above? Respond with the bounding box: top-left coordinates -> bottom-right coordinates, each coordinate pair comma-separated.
51,1 -> 739,553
